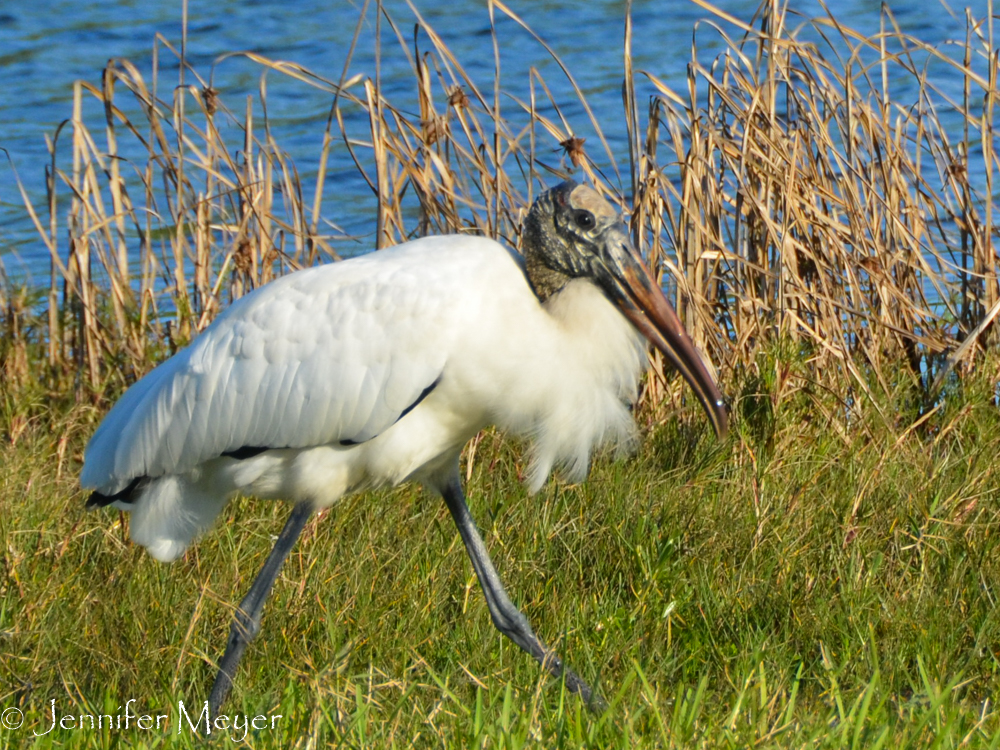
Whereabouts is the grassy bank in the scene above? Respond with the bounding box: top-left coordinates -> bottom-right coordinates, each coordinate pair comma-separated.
3,0 -> 1000,746
2,351 -> 1000,747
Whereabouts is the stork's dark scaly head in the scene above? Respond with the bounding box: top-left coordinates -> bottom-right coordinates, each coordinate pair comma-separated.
523,180 -> 728,438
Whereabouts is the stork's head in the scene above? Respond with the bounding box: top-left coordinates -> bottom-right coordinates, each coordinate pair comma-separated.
523,180 -> 728,439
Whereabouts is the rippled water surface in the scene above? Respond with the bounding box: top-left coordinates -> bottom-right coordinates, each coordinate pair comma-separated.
0,0 -> 992,277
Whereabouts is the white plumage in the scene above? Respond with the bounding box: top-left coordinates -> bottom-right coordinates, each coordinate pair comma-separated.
81,181 -> 726,712
82,234 -> 644,560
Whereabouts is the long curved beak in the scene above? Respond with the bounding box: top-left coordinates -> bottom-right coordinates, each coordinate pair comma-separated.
597,229 -> 728,439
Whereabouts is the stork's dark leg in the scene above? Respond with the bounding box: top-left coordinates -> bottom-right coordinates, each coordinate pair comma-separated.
209,502 -> 313,715
440,475 -> 607,713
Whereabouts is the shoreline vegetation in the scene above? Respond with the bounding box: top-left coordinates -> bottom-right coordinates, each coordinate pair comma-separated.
2,1 -> 999,746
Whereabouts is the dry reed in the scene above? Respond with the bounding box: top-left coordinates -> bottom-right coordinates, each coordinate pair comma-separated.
4,0 -> 998,432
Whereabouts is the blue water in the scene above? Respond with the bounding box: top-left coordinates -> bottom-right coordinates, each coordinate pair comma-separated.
0,0 -> 993,282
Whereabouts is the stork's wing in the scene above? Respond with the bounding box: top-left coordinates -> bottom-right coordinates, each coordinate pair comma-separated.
81,237 -> 509,493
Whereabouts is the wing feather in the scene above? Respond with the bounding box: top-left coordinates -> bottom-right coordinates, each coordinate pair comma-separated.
81,236 -> 509,493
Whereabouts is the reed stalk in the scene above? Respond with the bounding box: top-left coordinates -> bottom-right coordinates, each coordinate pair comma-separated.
4,0 -> 997,431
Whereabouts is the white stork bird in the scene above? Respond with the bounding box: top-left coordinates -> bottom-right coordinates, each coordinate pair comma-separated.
81,180 -> 727,713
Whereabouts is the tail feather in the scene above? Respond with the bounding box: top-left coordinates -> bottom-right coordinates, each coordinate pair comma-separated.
126,475 -> 229,562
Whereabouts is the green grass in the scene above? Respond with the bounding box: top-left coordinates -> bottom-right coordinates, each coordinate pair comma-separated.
2,357 -> 1000,748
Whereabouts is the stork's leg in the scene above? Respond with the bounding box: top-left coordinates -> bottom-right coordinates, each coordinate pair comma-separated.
440,475 -> 607,713
209,501 -> 313,715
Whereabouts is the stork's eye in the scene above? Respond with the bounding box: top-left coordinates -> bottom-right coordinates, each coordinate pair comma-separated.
573,210 -> 596,230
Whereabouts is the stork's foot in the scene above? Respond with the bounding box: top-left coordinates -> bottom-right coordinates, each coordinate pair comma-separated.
490,591 -> 608,713
553,659 -> 608,714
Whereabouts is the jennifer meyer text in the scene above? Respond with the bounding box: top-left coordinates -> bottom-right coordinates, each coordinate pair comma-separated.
10,699 -> 283,742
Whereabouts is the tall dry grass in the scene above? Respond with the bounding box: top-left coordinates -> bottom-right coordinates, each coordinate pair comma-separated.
4,0 -> 999,429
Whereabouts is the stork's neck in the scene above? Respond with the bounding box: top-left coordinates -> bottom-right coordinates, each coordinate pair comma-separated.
524,254 -> 571,302
522,200 -> 571,303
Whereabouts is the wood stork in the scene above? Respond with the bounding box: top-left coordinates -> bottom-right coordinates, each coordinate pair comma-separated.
81,180 -> 727,713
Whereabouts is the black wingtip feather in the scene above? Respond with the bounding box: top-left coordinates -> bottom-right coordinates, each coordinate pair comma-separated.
339,376 -> 442,447
86,476 -> 147,508
221,446 -> 270,460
